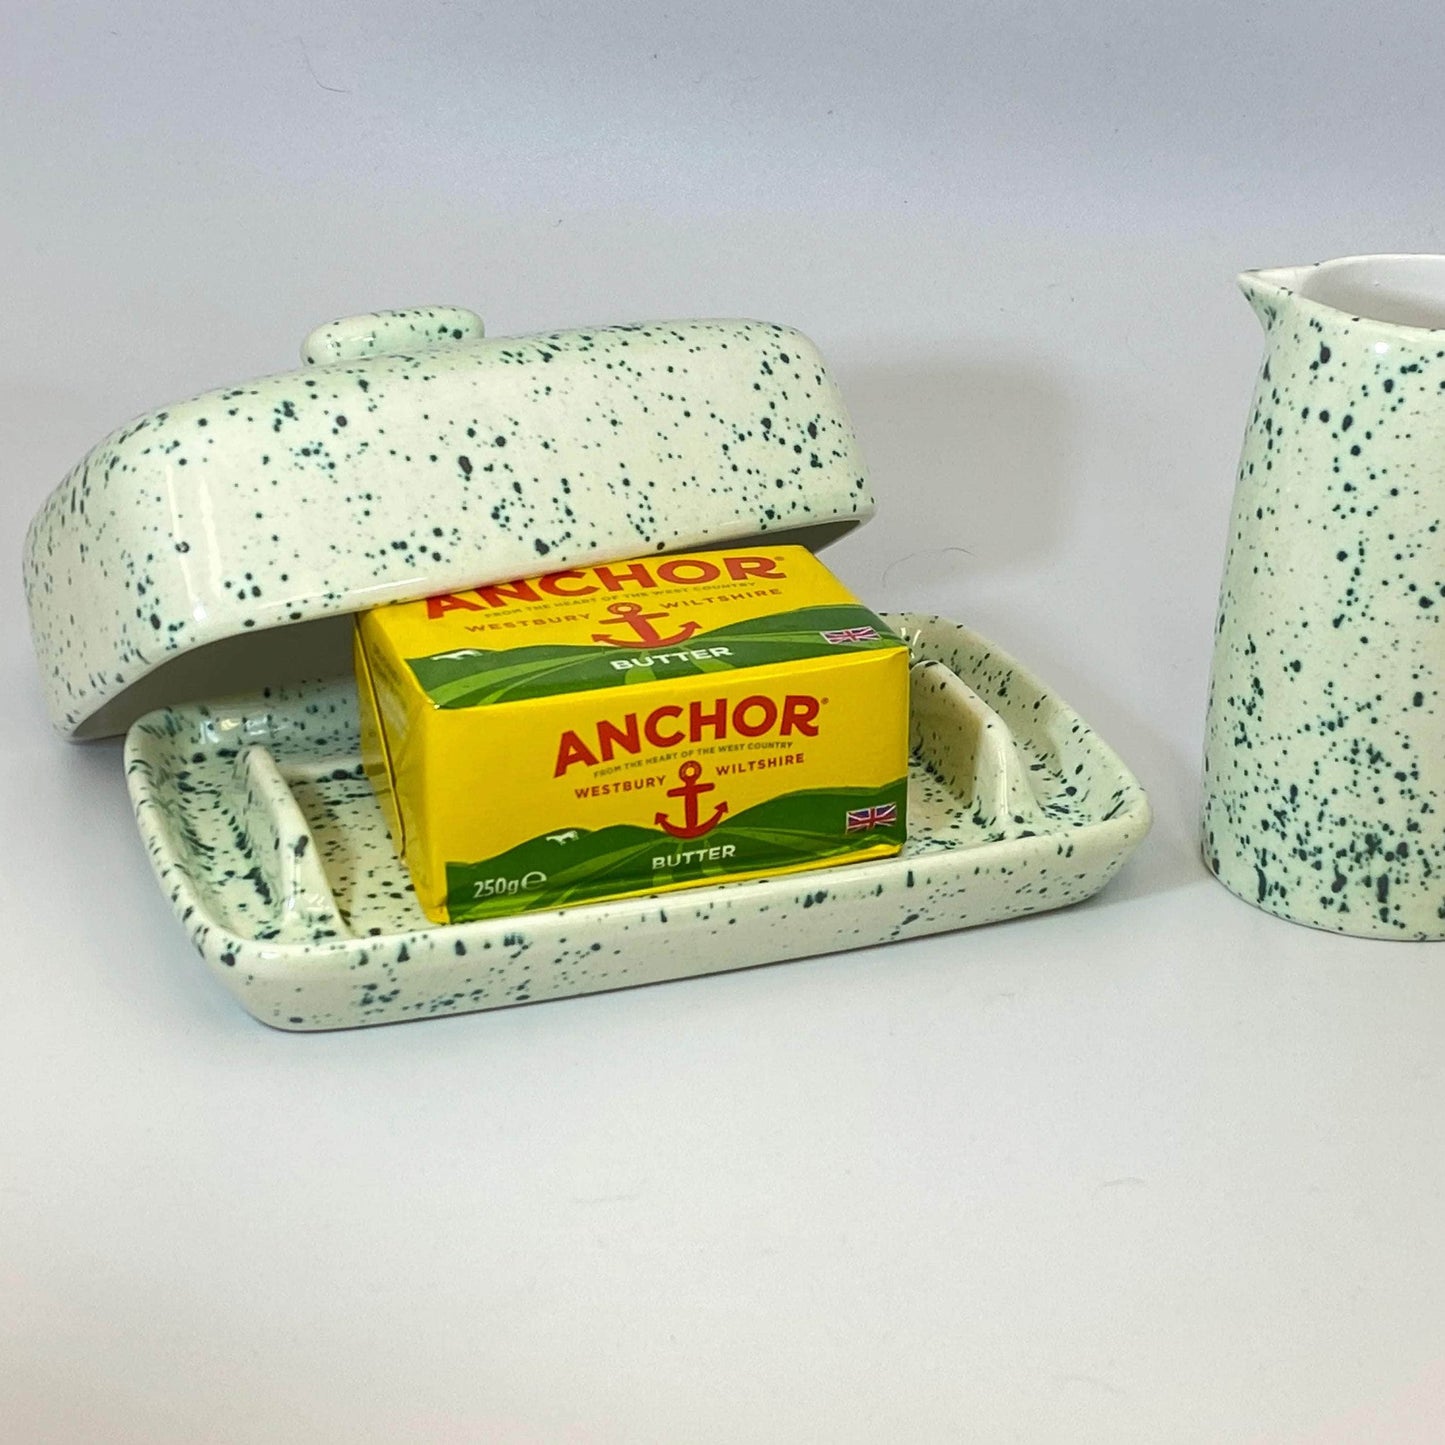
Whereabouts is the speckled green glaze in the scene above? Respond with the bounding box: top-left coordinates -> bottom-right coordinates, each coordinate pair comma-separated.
24,310 -> 873,738
1204,256 -> 1445,938
126,615 -> 1150,1030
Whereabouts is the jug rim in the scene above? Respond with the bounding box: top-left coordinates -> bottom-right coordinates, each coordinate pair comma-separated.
1241,253 -> 1445,333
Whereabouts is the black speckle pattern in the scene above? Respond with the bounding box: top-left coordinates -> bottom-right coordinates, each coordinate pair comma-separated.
124,614 -> 1149,1031
24,312 -> 874,737
1204,270 -> 1445,937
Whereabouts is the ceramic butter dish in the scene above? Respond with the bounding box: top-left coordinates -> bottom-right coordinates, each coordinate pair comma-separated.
24,306 -> 1150,1029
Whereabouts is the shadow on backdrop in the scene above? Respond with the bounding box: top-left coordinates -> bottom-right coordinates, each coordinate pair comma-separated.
829,356 -> 1072,593
830,355 -> 1203,908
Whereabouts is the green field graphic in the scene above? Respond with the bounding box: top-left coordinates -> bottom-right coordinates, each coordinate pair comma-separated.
445,779 -> 908,921
408,604 -> 901,709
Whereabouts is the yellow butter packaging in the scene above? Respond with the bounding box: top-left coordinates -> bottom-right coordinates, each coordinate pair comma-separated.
354,544 -> 909,923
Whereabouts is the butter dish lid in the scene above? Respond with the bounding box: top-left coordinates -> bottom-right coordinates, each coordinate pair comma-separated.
23,307 -> 874,738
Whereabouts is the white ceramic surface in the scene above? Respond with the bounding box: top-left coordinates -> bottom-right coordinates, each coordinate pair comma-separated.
23,312 -> 873,738
126,614 -> 1150,1030
1204,255 -> 1445,937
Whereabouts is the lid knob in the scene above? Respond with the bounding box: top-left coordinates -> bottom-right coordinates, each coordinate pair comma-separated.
301,306 -> 485,365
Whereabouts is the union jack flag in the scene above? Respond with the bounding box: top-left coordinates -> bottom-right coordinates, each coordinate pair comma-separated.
821,625 -> 880,644
846,802 -> 898,831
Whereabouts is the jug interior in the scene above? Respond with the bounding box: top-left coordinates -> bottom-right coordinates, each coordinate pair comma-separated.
1299,255 -> 1445,329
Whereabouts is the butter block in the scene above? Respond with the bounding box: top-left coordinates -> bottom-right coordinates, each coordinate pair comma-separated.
354,545 -> 909,923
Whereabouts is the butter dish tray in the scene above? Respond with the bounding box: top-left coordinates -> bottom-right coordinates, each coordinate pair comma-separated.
125,614 -> 1149,1029
24,306 -> 1150,1029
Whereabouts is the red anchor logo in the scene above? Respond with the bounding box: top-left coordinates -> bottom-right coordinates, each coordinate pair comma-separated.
591,600 -> 702,648
655,761 -> 729,839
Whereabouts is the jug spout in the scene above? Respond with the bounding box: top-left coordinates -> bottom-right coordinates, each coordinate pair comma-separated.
1237,265 -> 1312,327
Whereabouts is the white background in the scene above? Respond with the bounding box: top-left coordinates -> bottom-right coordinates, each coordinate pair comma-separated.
4,2 -> 1445,1440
